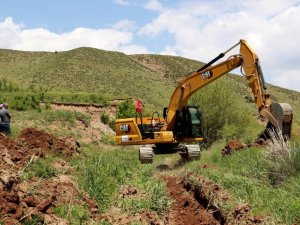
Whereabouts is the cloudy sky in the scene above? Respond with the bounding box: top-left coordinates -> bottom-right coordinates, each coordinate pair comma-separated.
1,0 -> 299,91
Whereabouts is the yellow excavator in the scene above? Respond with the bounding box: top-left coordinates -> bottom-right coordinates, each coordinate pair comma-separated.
115,39 -> 293,163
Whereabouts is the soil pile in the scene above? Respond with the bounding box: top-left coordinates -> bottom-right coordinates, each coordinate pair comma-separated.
221,139 -> 267,156
0,128 -> 97,225
18,128 -> 80,156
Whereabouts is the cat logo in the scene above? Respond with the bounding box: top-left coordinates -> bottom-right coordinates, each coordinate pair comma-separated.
201,71 -> 212,80
120,124 -> 130,133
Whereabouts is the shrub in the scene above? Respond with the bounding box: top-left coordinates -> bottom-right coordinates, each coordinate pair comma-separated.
108,118 -> 116,130
116,99 -> 135,119
10,94 -> 41,111
189,80 -> 251,146
100,113 -> 110,124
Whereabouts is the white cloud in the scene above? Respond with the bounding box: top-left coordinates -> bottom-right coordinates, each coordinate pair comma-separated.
274,69 -> 300,91
113,0 -> 130,6
0,17 -> 149,54
0,17 -> 22,49
139,0 -> 300,91
119,44 -> 150,54
160,46 -> 177,56
144,0 -> 166,12
112,19 -> 137,31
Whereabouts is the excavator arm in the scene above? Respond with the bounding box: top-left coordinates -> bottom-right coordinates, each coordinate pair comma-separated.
165,39 -> 292,138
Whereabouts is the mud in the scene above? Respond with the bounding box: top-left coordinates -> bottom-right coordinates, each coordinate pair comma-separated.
0,128 -> 98,225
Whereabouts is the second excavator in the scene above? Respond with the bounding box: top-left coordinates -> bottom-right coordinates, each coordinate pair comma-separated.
115,39 -> 293,163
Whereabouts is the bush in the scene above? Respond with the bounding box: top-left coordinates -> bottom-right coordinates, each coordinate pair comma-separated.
189,80 -> 251,146
100,113 -> 110,124
10,94 -> 41,111
108,118 -> 116,130
116,99 -> 136,119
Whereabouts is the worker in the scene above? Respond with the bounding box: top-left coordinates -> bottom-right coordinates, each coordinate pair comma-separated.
0,102 -> 11,135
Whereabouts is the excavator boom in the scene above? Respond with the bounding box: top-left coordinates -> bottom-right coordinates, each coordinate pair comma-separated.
164,39 -> 292,138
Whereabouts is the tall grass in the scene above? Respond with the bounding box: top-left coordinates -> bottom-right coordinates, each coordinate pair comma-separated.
72,145 -> 171,214
266,128 -> 300,182
186,142 -> 300,224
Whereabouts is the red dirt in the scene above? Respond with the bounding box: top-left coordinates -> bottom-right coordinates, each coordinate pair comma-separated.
18,128 -> 80,157
0,128 -> 98,225
221,139 -> 267,156
163,174 -> 263,225
165,175 -> 221,225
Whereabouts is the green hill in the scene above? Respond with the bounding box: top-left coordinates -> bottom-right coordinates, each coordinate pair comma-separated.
0,47 -> 299,125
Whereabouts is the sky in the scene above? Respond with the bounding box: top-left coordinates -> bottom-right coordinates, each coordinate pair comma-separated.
0,0 -> 300,91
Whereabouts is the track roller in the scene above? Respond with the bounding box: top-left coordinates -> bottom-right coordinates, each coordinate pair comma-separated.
184,144 -> 201,161
139,146 -> 154,164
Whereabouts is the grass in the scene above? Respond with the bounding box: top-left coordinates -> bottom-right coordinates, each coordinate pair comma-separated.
44,110 -> 90,124
185,141 -> 300,224
20,156 -> 57,180
53,204 -> 90,225
72,143 -> 172,215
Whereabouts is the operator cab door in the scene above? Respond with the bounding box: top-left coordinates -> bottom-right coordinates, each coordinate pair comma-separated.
174,106 -> 203,139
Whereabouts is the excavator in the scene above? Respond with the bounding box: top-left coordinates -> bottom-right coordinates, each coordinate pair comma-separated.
115,39 -> 293,163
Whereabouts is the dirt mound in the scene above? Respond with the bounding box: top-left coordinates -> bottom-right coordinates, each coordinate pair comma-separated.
0,128 -> 99,224
0,175 -> 99,224
221,139 -> 267,156
18,128 -> 80,156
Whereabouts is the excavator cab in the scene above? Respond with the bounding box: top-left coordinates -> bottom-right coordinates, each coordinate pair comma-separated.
173,106 -> 204,139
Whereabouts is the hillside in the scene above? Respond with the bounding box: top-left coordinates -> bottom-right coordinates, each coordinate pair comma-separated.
0,48 -> 174,108
1,47 -> 299,119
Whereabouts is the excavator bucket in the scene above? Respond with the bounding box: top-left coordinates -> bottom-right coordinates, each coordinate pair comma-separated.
260,103 -> 293,140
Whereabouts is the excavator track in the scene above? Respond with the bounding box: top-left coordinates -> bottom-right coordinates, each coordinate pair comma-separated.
138,144 -> 201,164
186,145 -> 201,161
139,145 -> 154,164
179,144 -> 201,162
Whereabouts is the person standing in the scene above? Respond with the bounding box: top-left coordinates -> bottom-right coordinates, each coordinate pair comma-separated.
0,103 -> 11,135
